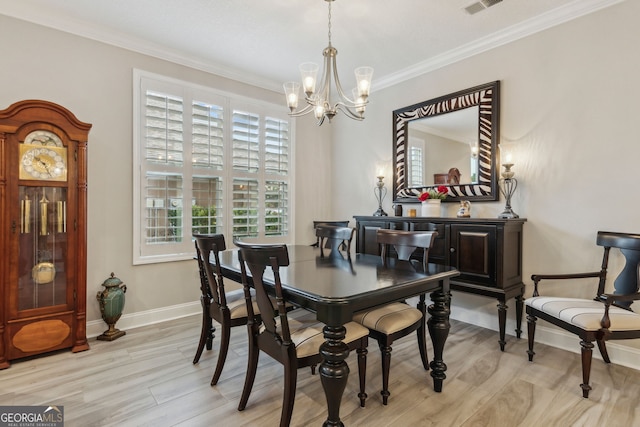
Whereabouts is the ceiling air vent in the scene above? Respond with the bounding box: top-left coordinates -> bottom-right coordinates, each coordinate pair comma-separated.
464,0 -> 503,15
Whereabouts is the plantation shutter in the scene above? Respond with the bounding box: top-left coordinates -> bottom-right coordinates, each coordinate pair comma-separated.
192,101 -> 224,170
192,177 -> 224,235
264,180 -> 288,235
145,91 -> 184,166
134,71 -> 293,264
232,178 -> 259,237
232,110 -> 259,173
143,90 -> 185,246
264,117 -> 289,175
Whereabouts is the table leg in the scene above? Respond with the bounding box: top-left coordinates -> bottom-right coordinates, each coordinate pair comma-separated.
427,288 -> 450,392
319,324 -> 349,427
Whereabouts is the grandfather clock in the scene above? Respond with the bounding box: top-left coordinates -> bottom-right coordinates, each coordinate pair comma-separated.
0,100 -> 91,368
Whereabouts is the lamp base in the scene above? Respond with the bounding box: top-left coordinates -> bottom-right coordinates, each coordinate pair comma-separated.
497,208 -> 519,219
373,208 -> 388,217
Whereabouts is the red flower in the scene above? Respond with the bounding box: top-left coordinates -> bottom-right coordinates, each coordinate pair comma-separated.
418,186 -> 448,201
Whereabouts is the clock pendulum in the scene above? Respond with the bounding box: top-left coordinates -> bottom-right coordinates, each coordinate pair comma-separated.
39,189 -> 48,236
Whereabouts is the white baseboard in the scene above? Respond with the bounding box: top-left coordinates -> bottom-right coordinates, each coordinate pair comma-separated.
88,294 -> 640,372
87,300 -> 202,338
451,304 -> 640,372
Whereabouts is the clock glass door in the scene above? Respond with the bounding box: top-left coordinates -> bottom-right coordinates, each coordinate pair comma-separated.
18,185 -> 68,311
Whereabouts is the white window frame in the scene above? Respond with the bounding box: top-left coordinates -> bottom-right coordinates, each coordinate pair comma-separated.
133,70 -> 295,264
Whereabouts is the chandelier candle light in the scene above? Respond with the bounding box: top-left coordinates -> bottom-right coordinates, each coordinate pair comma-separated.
283,0 -> 374,125
498,155 -> 519,219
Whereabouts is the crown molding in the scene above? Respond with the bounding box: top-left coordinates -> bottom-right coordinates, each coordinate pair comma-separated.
0,0 -> 626,93
0,6 -> 283,92
374,0 -> 627,91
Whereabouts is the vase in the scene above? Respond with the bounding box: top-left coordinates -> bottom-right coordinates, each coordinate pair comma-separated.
96,272 -> 127,341
421,199 -> 441,217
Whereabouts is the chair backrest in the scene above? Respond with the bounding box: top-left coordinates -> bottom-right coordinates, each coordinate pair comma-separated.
376,229 -> 438,271
312,220 -> 349,247
596,231 -> 640,297
234,239 -> 292,344
194,234 -> 227,308
316,225 -> 355,257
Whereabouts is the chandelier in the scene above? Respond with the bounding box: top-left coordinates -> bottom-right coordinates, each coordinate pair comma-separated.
283,0 -> 374,126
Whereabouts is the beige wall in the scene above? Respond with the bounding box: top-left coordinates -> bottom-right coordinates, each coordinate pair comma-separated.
0,15 -> 331,328
2,0 -> 640,366
331,0 -> 640,362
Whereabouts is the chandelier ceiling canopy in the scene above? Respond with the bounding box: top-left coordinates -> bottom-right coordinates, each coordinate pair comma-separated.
283,0 -> 373,126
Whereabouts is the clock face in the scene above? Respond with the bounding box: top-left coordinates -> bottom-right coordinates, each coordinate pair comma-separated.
24,130 -> 63,147
19,145 -> 68,181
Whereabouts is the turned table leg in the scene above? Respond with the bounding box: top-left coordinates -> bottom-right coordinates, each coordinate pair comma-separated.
319,324 -> 349,427
427,284 -> 451,392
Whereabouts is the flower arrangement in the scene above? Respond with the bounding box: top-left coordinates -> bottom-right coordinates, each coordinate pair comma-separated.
418,186 -> 448,201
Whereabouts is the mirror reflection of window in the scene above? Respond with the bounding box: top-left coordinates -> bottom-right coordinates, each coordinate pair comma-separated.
408,137 -> 425,187
407,106 -> 479,186
469,142 -> 479,183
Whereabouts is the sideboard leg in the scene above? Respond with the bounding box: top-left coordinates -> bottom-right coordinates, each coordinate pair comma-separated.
497,300 -> 507,351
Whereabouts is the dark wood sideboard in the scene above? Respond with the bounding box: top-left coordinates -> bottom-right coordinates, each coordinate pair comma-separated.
354,216 -> 527,351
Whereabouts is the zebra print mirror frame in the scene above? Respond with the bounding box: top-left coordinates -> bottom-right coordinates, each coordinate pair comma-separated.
392,80 -> 500,203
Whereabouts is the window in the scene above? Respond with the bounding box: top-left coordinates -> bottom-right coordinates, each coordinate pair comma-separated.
133,70 -> 294,264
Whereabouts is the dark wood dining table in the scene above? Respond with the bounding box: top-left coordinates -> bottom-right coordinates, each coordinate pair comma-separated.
216,245 -> 459,427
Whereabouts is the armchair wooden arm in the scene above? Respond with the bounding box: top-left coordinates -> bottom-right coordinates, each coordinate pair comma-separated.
602,292 -> 640,305
530,271 -> 604,297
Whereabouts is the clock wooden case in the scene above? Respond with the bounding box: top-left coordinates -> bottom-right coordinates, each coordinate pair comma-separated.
0,100 -> 92,368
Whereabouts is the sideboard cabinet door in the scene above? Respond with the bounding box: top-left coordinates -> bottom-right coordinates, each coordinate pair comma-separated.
450,224 -> 497,287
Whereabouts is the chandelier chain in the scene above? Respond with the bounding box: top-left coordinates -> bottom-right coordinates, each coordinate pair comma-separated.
327,1 -> 332,45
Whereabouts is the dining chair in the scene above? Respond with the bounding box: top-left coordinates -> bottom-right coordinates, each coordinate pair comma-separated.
315,225 -> 355,257
234,240 -> 369,427
193,233 -> 264,385
353,229 -> 437,405
311,220 -> 349,247
526,231 -> 640,398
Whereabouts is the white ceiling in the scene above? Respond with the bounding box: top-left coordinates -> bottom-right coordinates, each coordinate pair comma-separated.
0,0 -> 624,92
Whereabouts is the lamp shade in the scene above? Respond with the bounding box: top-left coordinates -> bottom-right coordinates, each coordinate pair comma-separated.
354,66 -> 374,97
283,82 -> 300,111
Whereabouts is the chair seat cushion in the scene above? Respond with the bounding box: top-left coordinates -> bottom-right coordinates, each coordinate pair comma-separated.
353,302 -> 422,335
526,297 -> 640,331
226,296 -> 288,320
286,313 -> 369,359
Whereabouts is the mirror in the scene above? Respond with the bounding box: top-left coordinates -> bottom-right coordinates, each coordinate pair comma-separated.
407,106 -> 479,187
393,81 -> 500,202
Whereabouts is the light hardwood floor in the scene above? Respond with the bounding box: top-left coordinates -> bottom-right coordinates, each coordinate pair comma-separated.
1,309 -> 639,427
